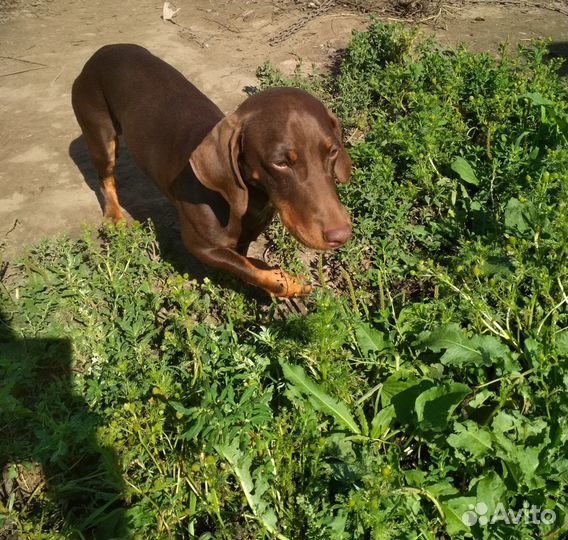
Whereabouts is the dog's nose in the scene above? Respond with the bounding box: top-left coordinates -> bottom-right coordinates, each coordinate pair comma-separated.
323,225 -> 352,247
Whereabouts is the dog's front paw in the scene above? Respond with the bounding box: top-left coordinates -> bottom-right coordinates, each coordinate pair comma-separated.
271,270 -> 312,298
103,208 -> 125,224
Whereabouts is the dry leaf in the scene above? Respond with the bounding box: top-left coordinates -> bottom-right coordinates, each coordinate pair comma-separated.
162,1 -> 181,21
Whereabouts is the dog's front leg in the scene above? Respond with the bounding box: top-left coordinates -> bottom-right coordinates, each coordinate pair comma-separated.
195,246 -> 311,298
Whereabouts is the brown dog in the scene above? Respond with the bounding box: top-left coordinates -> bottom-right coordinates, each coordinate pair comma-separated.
72,44 -> 352,297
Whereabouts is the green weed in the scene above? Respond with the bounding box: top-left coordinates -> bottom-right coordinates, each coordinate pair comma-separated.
1,21 -> 567,540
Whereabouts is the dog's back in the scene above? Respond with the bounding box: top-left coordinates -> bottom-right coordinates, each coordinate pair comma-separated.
72,44 -> 223,186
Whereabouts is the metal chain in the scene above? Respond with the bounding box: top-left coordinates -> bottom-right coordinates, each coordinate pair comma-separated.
268,0 -> 568,46
269,0 -> 337,46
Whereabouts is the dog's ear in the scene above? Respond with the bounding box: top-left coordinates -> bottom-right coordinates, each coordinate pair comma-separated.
328,111 -> 352,184
189,114 -> 247,214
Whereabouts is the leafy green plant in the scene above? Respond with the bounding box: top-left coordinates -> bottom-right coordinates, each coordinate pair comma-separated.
2,21 -> 567,540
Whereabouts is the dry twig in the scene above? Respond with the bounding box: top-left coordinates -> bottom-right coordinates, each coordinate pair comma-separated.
448,0 -> 568,16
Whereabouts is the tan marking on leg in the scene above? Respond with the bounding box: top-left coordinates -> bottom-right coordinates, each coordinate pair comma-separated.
99,137 -> 123,223
267,269 -> 312,298
244,258 -> 312,297
100,174 -> 124,223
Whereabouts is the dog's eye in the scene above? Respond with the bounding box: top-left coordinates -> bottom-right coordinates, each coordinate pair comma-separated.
272,161 -> 289,169
330,147 -> 339,158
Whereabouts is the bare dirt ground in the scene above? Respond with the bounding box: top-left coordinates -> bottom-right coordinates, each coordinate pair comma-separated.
0,0 -> 566,263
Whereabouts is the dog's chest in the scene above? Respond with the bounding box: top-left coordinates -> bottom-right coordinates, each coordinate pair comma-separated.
241,190 -> 275,237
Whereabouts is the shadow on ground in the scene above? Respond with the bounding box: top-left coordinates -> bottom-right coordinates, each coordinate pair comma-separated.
0,309 -> 129,539
69,135 -> 210,279
547,41 -> 568,77
68,135 -> 274,303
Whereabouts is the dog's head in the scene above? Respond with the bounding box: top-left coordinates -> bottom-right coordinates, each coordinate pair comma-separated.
190,87 -> 352,250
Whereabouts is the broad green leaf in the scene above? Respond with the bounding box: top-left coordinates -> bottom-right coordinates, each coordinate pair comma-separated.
382,372 -> 434,426
515,446 -> 542,482
553,109 -> 568,140
381,373 -> 421,407
415,382 -> 470,431
493,435 -> 543,489
404,469 -> 427,487
354,321 -> 389,356
481,255 -> 515,276
441,496 -> 477,535
474,472 -> 506,515
370,404 -> 395,438
419,324 -> 480,366
470,334 -> 512,365
427,479 -> 459,498
504,197 -> 535,234
419,324 -> 510,367
522,92 -> 555,107
556,329 -> 568,357
451,157 -> 479,186
217,442 -> 288,540
328,511 -> 348,539
491,412 -> 546,489
491,410 -> 548,439
448,421 -> 493,458
280,361 -> 360,435
549,454 -> 568,483
467,389 -> 493,409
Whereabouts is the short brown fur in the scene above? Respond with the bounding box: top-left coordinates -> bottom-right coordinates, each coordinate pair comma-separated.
72,44 -> 352,297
